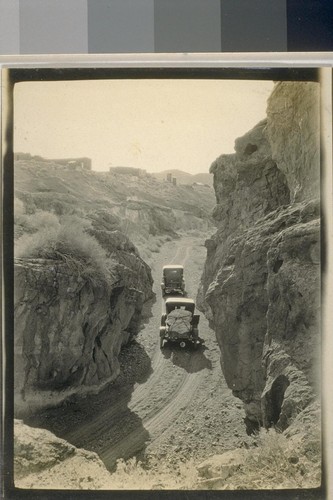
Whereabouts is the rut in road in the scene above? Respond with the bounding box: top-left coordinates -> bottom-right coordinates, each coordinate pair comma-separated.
128,241 -> 192,408
128,242 -> 199,411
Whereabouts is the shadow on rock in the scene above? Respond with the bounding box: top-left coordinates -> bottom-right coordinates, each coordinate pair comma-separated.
138,295 -> 156,332
244,417 -> 260,436
161,342 -> 212,373
24,341 -> 152,472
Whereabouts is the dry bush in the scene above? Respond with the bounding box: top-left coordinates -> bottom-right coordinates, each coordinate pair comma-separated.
15,217 -> 111,285
14,206 -> 61,239
110,457 -> 199,490
14,208 -> 60,234
60,213 -> 91,230
225,428 -> 321,490
14,197 -> 25,217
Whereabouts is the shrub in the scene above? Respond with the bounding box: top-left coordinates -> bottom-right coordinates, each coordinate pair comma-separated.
15,218 -> 111,285
110,457 -> 198,490
14,198 -> 25,217
14,208 -> 60,235
225,428 -> 321,490
60,214 -> 91,230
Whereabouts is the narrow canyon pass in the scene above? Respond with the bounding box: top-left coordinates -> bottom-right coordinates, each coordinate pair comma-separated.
11,78 -> 323,491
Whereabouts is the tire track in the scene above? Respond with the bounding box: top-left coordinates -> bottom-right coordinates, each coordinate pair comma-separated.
117,239 -> 207,454
128,241 -> 194,414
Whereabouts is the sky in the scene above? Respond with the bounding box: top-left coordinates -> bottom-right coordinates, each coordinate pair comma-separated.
14,79 -> 274,174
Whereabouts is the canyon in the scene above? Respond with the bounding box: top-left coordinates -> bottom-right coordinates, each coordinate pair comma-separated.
11,80 -> 323,492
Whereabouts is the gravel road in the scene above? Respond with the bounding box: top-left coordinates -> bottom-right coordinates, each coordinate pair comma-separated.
25,235 -> 248,475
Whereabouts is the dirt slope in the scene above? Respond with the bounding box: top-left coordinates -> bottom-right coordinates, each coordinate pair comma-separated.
14,159 -> 215,246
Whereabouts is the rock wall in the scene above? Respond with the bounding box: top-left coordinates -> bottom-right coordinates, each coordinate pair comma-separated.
265,82 -> 320,203
199,82 -> 321,430
14,233 -> 154,417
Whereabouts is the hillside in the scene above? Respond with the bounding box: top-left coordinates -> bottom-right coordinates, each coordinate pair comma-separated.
14,161 -> 215,260
151,169 -> 213,186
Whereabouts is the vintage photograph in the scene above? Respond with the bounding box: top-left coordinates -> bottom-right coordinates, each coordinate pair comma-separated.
6,67 -> 324,491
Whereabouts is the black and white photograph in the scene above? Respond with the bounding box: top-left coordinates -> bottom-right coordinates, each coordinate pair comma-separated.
3,66 -> 329,493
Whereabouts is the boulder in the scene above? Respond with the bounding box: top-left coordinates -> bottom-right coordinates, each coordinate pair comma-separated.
14,420 -> 113,489
197,449 -> 248,480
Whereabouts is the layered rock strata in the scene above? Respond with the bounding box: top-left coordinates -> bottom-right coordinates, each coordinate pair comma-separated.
14,233 -> 153,416
199,82 -> 320,429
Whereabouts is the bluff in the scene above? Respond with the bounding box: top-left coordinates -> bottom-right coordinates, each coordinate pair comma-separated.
14,218 -> 154,417
199,82 -> 321,431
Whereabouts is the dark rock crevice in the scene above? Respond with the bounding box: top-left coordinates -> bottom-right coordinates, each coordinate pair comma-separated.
263,374 -> 290,429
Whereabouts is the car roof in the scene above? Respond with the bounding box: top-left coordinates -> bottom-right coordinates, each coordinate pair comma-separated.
165,297 -> 195,305
163,265 -> 184,270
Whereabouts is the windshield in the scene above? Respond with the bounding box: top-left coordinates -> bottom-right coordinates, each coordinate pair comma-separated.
166,303 -> 195,314
164,268 -> 183,279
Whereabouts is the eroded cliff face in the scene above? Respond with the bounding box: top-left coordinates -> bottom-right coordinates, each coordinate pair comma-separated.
199,82 -> 320,430
14,232 -> 153,416
108,199 -> 212,243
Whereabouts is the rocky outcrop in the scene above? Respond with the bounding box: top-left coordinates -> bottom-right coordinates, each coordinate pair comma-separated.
265,82 -> 320,203
14,233 -> 153,417
14,419 -> 113,489
199,82 -> 320,431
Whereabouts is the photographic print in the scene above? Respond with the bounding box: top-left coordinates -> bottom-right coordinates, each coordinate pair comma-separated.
3,66 -> 326,493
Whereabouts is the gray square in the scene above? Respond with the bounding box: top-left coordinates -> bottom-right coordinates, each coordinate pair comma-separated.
154,0 -> 221,52
0,0 -> 20,54
221,0 -> 287,52
19,0 -> 88,54
88,0 -> 154,53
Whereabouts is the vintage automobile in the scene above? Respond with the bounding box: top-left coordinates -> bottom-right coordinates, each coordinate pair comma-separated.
161,265 -> 185,296
160,297 -> 200,349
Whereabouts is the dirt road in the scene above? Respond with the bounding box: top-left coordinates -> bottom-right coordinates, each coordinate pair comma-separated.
25,235 -> 248,473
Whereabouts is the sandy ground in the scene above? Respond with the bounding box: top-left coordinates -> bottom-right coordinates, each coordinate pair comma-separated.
23,235 -> 249,485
